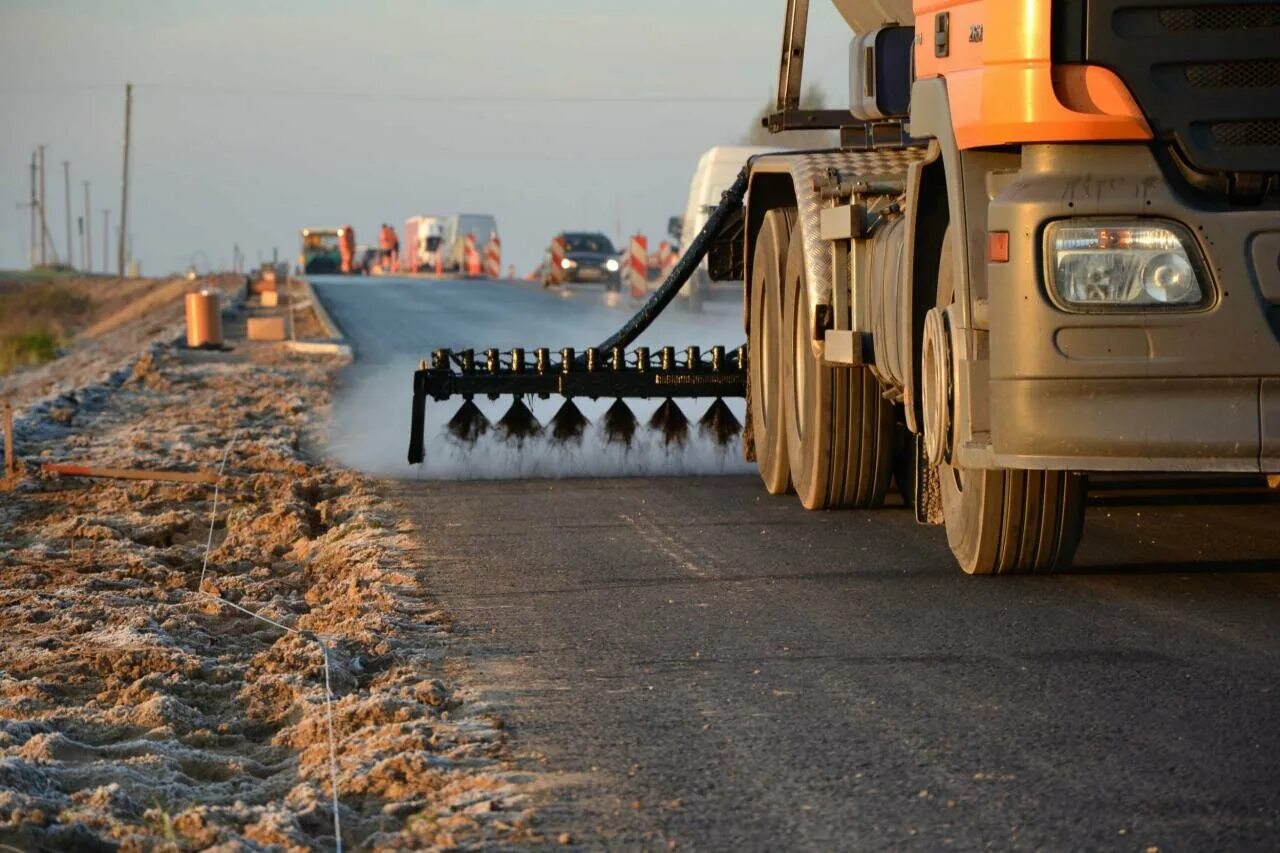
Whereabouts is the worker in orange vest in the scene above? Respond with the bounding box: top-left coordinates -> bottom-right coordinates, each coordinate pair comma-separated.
388,225 -> 401,273
339,225 -> 356,274
376,224 -> 391,273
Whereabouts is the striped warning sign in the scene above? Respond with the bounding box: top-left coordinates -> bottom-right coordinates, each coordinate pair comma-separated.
483,232 -> 502,279
628,234 -> 648,299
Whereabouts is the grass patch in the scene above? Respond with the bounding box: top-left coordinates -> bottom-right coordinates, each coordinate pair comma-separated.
0,328 -> 61,374
0,281 -> 91,375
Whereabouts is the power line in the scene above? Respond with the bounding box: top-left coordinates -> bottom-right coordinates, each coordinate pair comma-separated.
1,82 -> 760,104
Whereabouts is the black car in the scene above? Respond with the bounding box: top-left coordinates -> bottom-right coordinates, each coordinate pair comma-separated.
545,232 -> 621,288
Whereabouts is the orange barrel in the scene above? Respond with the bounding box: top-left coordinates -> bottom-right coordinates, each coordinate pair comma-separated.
185,289 -> 223,348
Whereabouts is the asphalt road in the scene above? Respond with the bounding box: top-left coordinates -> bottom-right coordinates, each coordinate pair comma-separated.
315,276 -> 1280,851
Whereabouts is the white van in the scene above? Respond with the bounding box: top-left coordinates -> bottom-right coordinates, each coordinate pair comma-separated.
442,214 -> 499,272
404,215 -> 446,272
676,146 -> 777,297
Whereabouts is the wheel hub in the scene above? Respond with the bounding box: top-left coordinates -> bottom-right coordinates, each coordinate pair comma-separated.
921,307 -> 952,468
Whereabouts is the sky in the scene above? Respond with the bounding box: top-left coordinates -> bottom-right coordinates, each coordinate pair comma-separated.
0,0 -> 853,275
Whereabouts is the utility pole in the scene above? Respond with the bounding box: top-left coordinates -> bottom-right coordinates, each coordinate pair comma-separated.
117,82 -> 132,279
28,151 -> 37,267
37,145 -> 47,265
77,216 -> 85,270
83,182 -> 91,273
63,161 -> 72,269
102,209 -> 110,273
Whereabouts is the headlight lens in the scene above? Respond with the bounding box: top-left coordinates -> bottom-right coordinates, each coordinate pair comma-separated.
560,258 -> 575,270
605,258 -> 620,272
1045,220 -> 1207,309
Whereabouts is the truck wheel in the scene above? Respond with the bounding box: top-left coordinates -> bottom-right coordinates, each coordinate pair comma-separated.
749,208 -> 796,494
925,226 -> 1086,572
782,222 -> 894,510
940,466 -> 1086,574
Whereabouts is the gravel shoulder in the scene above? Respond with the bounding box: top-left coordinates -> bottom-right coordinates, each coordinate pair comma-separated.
0,301 -> 536,849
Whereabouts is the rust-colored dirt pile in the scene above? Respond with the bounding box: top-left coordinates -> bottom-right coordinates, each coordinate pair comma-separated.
0,344 -> 534,850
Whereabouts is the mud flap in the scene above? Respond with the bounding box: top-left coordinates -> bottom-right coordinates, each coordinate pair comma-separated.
912,433 -> 943,525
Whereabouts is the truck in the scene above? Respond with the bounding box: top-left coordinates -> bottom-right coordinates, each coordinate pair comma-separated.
298,228 -> 344,274
410,0 -> 1280,576
746,0 -> 1280,574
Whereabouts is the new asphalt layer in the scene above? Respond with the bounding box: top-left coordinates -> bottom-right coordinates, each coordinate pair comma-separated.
316,275 -> 1280,850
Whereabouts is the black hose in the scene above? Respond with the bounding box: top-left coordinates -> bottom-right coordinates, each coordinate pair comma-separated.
597,167 -> 749,353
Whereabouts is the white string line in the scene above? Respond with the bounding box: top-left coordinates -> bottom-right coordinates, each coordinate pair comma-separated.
320,644 -> 343,847
198,442 -> 235,590
196,442 -> 345,852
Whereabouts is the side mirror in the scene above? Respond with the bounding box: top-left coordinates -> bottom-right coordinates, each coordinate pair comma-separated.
667,216 -> 683,240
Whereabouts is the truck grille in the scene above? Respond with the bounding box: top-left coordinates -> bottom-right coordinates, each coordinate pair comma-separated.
1080,1 -> 1280,177
1183,60 -> 1280,89
1156,3 -> 1280,28
1209,120 -> 1280,147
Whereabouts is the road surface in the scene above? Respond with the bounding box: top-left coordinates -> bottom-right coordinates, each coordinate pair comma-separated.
314,275 -> 1280,850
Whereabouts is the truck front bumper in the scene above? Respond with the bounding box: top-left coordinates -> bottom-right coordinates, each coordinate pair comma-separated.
990,376 -> 1280,472
985,144 -> 1280,474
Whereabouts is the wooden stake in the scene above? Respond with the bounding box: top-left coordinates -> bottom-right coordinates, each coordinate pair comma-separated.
2,402 -> 13,491
41,463 -> 221,485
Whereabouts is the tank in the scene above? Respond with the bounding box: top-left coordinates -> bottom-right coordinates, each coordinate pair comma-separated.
831,0 -> 912,34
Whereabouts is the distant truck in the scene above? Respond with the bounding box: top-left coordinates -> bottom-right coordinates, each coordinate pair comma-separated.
298,228 -> 343,274
404,216 -> 446,273
675,146 -> 777,300
440,214 -> 499,273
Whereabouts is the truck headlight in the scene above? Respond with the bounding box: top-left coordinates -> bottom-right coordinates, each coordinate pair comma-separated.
560,258 -> 576,270
1045,220 -> 1207,309
605,258 -> 620,272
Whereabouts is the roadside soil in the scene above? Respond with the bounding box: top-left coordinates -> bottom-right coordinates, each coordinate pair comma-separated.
0,296 -> 535,849
0,273 -> 237,407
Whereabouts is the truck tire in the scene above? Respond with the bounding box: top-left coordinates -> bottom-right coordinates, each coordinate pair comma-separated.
926,226 -> 1086,572
749,208 -> 796,494
940,466 -> 1086,574
782,221 -> 894,510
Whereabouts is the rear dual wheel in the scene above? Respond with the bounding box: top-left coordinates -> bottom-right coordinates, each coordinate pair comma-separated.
781,221 -> 894,509
748,209 -> 796,494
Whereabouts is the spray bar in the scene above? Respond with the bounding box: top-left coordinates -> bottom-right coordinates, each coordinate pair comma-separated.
408,345 -> 745,463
